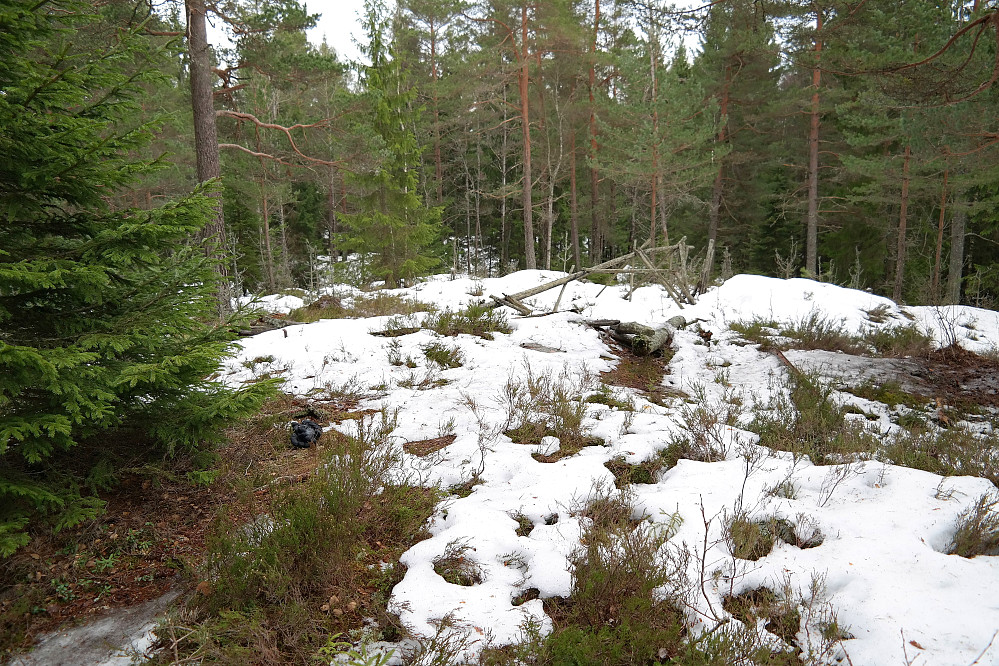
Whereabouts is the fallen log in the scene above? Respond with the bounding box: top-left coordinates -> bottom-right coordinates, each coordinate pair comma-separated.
237,315 -> 303,337
590,319 -> 677,356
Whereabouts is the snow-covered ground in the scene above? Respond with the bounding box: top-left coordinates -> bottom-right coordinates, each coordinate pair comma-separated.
224,272 -> 999,665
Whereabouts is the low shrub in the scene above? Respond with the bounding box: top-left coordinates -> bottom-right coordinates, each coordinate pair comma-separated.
722,586 -> 801,648
422,341 -> 464,369
947,493 -> 999,558
540,491 -> 688,666
729,318 -> 779,349
726,514 -> 821,561
501,366 -> 600,460
150,410 -> 441,663
289,291 -> 431,323
433,540 -> 483,586
751,372 -> 878,464
861,324 -> 933,357
425,302 -> 512,339
780,312 -> 866,355
879,428 -> 999,487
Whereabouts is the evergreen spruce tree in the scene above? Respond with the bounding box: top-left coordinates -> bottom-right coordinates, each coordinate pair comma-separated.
341,0 -> 443,287
0,0 -> 272,556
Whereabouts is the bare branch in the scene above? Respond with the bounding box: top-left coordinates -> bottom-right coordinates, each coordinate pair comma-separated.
216,110 -> 342,166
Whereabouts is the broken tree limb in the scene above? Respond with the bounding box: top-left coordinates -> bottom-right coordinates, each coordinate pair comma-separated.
488,244 -> 696,315
552,265 -> 574,313
500,252 -> 636,302
697,238 -> 716,295
590,320 -> 675,356
635,247 -> 687,308
491,294 -> 532,315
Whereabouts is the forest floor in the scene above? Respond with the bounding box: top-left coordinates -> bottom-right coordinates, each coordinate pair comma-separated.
5,271 -> 999,665
0,396 -> 327,664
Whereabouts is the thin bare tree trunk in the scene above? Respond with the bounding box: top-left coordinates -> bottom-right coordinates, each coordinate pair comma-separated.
657,175 -> 669,247
465,168 -> 472,274
501,86 -> 511,272
475,123 -> 483,274
933,160 -> 948,301
327,167 -> 338,260
261,187 -> 275,292
570,132 -> 581,269
707,65 -> 730,279
588,0 -> 601,265
947,197 -> 967,304
805,9 -> 822,277
519,4 -> 536,269
893,143 -> 912,303
430,21 -> 443,205
278,195 -> 290,286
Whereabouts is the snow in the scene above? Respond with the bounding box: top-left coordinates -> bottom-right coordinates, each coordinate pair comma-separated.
236,292 -> 305,314
223,272 -> 999,665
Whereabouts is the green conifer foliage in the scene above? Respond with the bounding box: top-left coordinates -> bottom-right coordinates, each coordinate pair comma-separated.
0,0 -> 272,556
341,0 -> 443,287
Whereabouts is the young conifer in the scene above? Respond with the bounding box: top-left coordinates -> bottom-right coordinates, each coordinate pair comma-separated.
0,0 -> 272,556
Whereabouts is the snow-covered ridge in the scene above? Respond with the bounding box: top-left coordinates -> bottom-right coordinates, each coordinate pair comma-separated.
225,272 -> 999,665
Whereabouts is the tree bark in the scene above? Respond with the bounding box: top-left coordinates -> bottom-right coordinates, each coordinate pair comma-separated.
327,167 -> 338,260
569,132 -> 581,269
893,143 -> 911,303
501,85 -> 511,273
430,20 -> 443,205
707,65 -> 730,272
261,187 -> 275,291
588,0 -> 601,265
519,4 -> 537,269
947,197 -> 967,304
933,161 -> 948,302
805,9 -> 822,277
187,0 -> 230,312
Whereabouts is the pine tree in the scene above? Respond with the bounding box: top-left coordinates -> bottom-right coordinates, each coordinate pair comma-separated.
0,0 -> 272,556
341,0 -> 443,287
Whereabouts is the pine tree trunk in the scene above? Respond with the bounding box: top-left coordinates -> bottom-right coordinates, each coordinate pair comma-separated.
893,143 -> 911,303
327,167 -> 338,260
541,169 -> 554,270
430,21 -> 443,205
261,187 -> 275,292
475,125 -> 483,275
707,66 -> 730,276
501,87 -> 511,272
649,23 -> 659,246
947,197 -> 967,305
657,174 -> 669,247
588,0 -> 601,265
570,132 -> 581,269
519,4 -> 537,270
933,162 -> 948,302
187,0 -> 230,313
805,11 -> 822,278
278,196 -> 290,286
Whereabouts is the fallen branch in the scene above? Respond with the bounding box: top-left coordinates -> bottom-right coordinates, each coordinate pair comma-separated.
588,318 -> 683,356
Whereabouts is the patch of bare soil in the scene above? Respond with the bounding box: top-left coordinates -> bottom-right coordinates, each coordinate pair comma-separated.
919,345 -> 999,409
599,339 -> 686,404
787,345 -> 999,412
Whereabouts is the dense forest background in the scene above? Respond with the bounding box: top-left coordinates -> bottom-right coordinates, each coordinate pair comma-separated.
120,0 -> 998,304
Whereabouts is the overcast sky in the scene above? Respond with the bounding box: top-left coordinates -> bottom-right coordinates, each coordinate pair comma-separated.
206,0 -> 373,65
304,0 -> 372,64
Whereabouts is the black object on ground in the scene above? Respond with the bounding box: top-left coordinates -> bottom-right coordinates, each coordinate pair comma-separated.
291,419 -> 323,449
